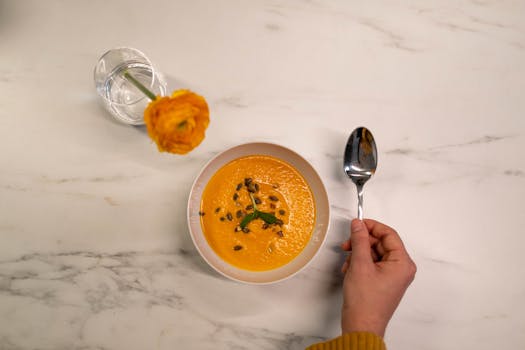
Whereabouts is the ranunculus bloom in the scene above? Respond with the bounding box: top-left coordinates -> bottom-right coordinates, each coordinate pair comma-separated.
144,90 -> 210,154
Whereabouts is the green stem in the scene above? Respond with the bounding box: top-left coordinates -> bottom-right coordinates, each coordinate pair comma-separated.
123,71 -> 157,101
249,193 -> 258,211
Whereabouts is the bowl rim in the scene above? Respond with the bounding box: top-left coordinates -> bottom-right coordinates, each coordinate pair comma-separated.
186,142 -> 330,284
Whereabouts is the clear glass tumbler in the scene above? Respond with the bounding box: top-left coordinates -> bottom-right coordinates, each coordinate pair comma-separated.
94,47 -> 167,125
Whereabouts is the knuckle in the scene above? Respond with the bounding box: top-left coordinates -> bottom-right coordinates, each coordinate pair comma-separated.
405,260 -> 417,281
380,223 -> 398,236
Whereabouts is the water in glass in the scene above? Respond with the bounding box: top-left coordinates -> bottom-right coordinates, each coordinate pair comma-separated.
94,48 -> 166,125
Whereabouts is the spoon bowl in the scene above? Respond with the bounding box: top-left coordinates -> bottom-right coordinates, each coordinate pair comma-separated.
344,127 -> 378,219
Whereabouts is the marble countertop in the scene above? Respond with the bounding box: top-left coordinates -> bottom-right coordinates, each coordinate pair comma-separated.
1,1 -> 524,349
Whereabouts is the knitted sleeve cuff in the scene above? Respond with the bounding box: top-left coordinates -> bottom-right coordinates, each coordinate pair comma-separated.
306,332 -> 386,350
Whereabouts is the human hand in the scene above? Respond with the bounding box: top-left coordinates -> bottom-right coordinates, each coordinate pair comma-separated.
340,219 -> 416,337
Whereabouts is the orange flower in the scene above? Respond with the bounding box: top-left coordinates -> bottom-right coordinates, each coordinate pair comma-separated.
144,90 -> 210,154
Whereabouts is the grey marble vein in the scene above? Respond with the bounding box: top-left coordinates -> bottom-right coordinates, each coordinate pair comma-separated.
468,15 -> 508,29
357,18 -> 421,52
429,134 -> 514,150
0,252 -> 184,309
203,321 -> 323,350
503,169 -> 524,177
384,134 -> 514,159
214,96 -> 249,109
434,21 -> 480,33
265,23 -> 282,32
39,175 -> 142,184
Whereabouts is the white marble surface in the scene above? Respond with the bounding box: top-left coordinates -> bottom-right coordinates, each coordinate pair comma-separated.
1,0 -> 524,349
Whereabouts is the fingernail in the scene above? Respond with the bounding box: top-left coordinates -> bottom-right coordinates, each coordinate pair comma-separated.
351,219 -> 364,233
341,261 -> 348,273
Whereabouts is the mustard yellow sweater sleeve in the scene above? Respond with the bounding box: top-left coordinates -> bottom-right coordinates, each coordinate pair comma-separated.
306,332 -> 386,350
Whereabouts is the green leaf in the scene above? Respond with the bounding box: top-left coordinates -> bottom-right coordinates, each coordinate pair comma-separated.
240,212 -> 258,229
258,211 -> 278,225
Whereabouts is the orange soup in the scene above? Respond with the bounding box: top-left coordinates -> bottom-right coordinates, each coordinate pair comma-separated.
200,155 -> 316,271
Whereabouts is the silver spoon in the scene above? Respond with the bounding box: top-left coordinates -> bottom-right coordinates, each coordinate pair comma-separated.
344,127 -> 378,220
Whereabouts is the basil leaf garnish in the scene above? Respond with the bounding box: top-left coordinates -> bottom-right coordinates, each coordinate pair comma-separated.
257,211 -> 278,225
240,212 -> 259,229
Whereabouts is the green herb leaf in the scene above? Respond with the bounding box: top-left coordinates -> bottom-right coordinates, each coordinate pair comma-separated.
258,211 -> 278,225
240,212 -> 258,229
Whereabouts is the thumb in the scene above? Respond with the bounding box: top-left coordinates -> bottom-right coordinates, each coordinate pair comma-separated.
350,219 -> 373,264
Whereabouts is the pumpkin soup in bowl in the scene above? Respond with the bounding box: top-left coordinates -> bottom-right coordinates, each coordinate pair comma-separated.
187,143 -> 329,284
200,155 -> 315,271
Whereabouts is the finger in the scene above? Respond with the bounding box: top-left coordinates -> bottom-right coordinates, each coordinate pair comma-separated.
341,239 -> 351,251
341,260 -> 349,274
341,247 -> 374,266
341,253 -> 351,274
363,219 -> 408,260
372,240 -> 386,257
370,247 -> 380,262
349,219 -> 373,264
341,235 -> 379,251
364,218 -> 406,251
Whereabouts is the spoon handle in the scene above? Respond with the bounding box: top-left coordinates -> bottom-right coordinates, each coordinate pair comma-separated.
356,184 -> 364,220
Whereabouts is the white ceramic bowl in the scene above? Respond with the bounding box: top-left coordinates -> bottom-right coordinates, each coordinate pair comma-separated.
187,142 -> 330,284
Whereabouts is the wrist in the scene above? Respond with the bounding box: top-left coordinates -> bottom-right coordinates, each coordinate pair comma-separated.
342,315 -> 387,338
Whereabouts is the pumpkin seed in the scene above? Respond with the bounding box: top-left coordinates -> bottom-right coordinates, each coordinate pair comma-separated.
233,245 -> 243,251
242,227 -> 250,233
220,217 -> 225,221
233,193 -> 239,201
236,183 -> 242,191
262,223 -> 269,230
254,197 -> 262,205
198,211 -> 205,216
215,207 -> 221,213
244,178 -> 252,186
236,210 -> 243,218
226,213 -> 233,221
246,204 -> 253,210
279,209 -> 285,215
276,230 -> 284,237
269,195 -> 279,202
234,226 -> 242,232
247,183 -> 257,193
